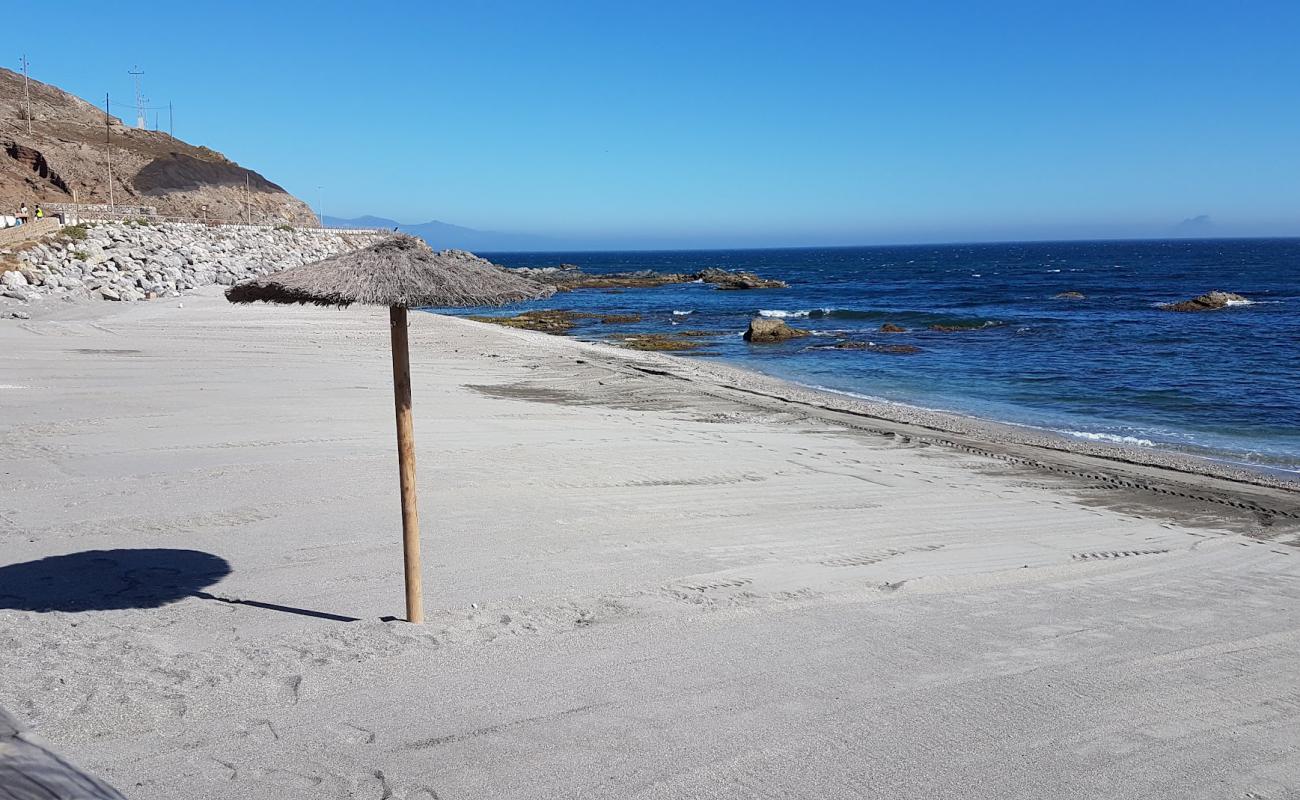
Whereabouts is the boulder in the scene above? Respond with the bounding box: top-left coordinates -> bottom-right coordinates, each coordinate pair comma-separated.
1,271 -> 28,289
744,317 -> 809,343
879,323 -> 906,332
1160,291 -> 1250,312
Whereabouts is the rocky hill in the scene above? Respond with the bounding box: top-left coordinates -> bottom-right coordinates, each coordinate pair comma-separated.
0,67 -> 315,224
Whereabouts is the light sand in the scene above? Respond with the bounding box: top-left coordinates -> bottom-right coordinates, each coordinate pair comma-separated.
1,289 -> 1298,799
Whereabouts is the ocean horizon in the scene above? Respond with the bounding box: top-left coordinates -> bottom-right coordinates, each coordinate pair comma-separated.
461,237 -> 1300,475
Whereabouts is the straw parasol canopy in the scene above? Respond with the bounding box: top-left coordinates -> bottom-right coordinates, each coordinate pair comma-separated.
226,233 -> 555,308
226,233 -> 554,623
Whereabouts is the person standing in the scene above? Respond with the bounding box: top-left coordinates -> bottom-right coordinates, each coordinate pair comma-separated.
34,204 -> 44,219
18,203 -> 28,224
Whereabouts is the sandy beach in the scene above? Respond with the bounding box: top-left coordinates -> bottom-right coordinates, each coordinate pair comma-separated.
2,288 -> 1298,799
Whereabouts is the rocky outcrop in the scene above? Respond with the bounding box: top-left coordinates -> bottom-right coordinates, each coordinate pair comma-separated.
1,221 -> 385,304
879,323 -> 906,332
1160,291 -> 1250,312
507,265 -> 787,292
694,268 -> 787,290
743,317 -> 809,343
609,333 -> 705,351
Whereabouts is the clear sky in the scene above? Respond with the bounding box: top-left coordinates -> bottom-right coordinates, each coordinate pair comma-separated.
15,0 -> 1300,248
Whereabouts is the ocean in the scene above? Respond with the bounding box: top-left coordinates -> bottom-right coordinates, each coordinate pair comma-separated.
456,238 -> 1300,475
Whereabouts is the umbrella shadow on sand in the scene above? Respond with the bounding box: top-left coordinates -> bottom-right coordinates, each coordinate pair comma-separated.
0,549 -> 358,621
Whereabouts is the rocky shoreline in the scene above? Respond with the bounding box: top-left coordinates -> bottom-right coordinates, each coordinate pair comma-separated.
0,221 -> 386,309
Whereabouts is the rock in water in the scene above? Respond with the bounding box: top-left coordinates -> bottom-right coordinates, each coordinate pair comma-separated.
1053,291 -> 1086,300
829,341 -> 922,354
1160,291 -> 1250,312
880,323 -> 906,332
695,268 -> 788,290
744,317 -> 810,343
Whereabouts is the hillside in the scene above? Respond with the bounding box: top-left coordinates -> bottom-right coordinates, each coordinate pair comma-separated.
0,67 -> 314,224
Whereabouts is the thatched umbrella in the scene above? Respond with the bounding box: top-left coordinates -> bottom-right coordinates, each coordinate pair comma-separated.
227,234 -> 554,623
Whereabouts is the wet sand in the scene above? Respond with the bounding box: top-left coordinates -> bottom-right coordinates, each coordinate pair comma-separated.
1,288 -> 1298,799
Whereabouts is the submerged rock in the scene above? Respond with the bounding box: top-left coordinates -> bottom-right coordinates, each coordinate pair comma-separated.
879,323 -> 906,332
1053,291 -> 1086,300
825,341 -> 922,354
744,317 -> 809,343
1160,290 -> 1250,312
467,310 -> 587,334
611,333 -> 704,351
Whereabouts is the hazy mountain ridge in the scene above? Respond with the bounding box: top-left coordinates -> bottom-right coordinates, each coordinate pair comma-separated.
323,214 -> 556,252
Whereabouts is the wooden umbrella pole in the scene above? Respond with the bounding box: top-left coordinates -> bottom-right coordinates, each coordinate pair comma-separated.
389,306 -> 424,623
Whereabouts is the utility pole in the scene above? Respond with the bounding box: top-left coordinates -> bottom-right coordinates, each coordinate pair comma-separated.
104,93 -> 115,211
20,54 -> 32,135
317,185 -> 324,228
128,66 -> 146,129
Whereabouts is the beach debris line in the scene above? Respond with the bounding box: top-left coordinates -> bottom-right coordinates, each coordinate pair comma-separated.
744,317 -> 810,343
226,234 -> 555,624
1159,290 -> 1251,312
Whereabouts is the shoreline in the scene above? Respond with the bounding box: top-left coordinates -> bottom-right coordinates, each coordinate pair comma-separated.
439,313 -> 1300,510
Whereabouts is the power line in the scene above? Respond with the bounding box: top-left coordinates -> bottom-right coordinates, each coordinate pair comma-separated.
108,100 -> 169,111
19,54 -> 31,135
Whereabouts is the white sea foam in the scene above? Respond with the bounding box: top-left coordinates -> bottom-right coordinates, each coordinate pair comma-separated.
1059,430 -> 1157,447
758,309 -> 811,319
1224,298 -> 1253,306
672,310 -> 694,316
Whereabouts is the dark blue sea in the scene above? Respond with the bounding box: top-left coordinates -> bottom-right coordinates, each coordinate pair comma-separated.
455,239 -> 1299,475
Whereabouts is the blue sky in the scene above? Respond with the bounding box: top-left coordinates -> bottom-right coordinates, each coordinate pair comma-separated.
16,1 -> 1300,248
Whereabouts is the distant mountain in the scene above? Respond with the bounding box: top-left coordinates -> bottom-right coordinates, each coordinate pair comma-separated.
323,215 -> 556,252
